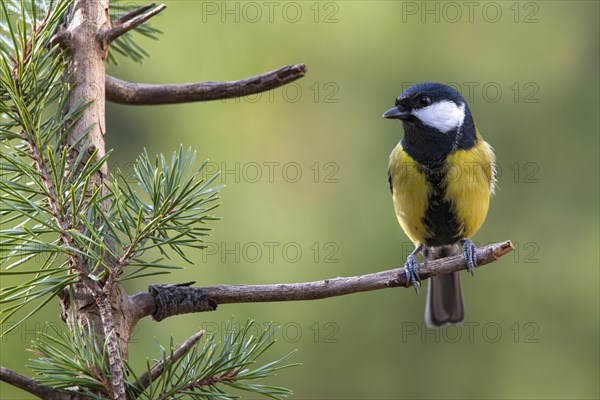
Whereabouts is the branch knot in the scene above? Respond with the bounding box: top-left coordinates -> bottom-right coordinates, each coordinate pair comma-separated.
149,283 -> 218,321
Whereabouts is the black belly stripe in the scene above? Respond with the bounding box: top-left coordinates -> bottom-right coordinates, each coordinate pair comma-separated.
420,163 -> 462,246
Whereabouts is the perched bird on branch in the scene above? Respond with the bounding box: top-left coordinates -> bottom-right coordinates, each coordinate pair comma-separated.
383,82 -> 496,327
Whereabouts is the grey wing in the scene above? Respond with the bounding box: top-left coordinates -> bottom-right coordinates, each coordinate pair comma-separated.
387,169 -> 393,194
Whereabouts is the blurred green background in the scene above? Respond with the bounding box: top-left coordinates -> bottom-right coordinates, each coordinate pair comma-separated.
1,1 -> 599,399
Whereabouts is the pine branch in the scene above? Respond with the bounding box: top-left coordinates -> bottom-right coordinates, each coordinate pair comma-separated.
0,0 -> 105,333
105,64 -> 307,105
131,241 -> 513,321
29,318 -> 119,399
113,3 -> 159,26
103,3 -> 166,44
104,146 -> 220,288
22,130 -> 97,292
0,366 -> 79,400
130,330 -> 205,397
130,321 -> 296,400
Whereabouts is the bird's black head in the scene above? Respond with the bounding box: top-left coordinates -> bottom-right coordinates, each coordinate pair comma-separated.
383,82 -> 477,164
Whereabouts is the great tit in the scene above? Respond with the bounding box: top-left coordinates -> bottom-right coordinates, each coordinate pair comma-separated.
383,82 -> 495,327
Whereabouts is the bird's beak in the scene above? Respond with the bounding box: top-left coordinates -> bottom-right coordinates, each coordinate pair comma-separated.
382,105 -> 410,120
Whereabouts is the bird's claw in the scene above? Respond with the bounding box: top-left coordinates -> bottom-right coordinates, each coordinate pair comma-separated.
404,254 -> 421,294
462,239 -> 478,276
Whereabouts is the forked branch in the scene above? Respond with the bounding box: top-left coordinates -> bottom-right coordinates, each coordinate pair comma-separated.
105,64 -> 307,105
131,241 -> 513,321
104,3 -> 166,44
113,3 -> 159,26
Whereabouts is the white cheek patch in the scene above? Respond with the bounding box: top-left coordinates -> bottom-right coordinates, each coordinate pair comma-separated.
411,101 -> 466,133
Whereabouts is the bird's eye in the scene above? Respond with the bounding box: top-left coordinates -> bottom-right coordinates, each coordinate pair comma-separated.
419,96 -> 432,107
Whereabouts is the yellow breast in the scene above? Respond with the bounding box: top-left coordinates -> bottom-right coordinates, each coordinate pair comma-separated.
444,134 -> 495,239
389,142 -> 431,244
389,132 -> 495,245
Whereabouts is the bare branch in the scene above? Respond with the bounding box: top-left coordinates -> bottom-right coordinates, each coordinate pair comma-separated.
105,64 -> 307,105
131,241 -> 513,321
0,366 -> 79,400
113,3 -> 158,26
104,3 -> 166,44
130,330 -> 205,398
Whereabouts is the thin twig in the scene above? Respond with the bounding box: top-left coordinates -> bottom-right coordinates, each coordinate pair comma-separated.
105,64 -> 307,105
0,366 -> 79,400
159,371 -> 237,400
130,330 -> 205,398
104,3 -> 166,44
113,3 -> 157,26
131,241 -> 513,321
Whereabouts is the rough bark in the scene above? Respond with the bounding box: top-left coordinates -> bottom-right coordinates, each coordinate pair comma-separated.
59,1 -> 132,398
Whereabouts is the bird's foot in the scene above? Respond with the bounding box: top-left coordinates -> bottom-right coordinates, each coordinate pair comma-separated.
404,253 -> 421,294
462,239 -> 478,276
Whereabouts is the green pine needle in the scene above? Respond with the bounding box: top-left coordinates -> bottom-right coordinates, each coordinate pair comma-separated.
133,320 -> 298,400
28,319 -> 298,400
108,1 -> 163,65
1,0 -> 220,331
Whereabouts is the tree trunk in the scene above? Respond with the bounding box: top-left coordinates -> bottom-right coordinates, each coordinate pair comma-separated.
59,1 -> 133,398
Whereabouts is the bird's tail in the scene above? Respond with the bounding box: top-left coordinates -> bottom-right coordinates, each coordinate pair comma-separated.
424,246 -> 464,328
425,272 -> 464,327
